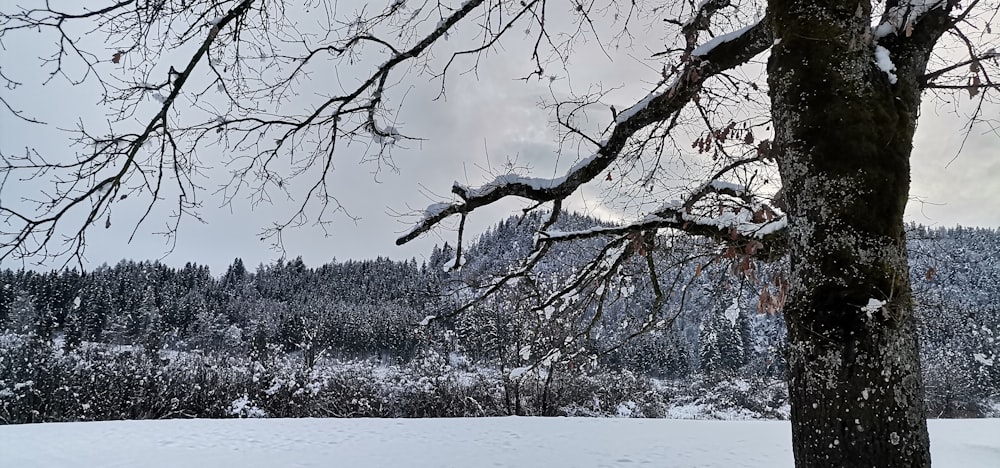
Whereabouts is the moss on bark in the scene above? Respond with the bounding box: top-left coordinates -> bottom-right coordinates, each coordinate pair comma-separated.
766,0 -> 934,466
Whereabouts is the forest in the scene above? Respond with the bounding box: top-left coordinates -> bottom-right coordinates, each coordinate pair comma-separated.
1,214 -> 997,424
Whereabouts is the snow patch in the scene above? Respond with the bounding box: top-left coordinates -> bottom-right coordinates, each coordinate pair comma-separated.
973,353 -> 994,367
372,121 -> 402,146
874,1 -> 946,39
861,298 -> 886,319
423,202 -> 452,219
519,345 -> 532,361
509,366 -> 531,379
752,217 -> 787,237
724,299 -> 740,327
13,381 -> 34,391
616,401 -> 638,418
874,46 -> 898,84
418,315 -> 436,326
707,180 -> 745,194
691,20 -> 761,57
540,349 -> 562,367
229,394 -> 267,418
453,152 -> 602,199
1,418 -> 997,468
615,90 -> 662,123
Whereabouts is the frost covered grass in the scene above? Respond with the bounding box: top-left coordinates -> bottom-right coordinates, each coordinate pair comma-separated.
2,417 -> 998,468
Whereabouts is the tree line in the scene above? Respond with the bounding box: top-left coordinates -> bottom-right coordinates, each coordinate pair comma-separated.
1,216 -> 997,423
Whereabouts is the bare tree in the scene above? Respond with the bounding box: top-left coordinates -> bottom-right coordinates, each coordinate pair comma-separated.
2,0 -> 999,466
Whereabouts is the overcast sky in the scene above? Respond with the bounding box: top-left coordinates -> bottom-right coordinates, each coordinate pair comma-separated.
1,1 -> 997,274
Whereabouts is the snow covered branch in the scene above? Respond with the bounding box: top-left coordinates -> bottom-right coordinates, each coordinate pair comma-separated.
872,0 -> 957,88
874,0 -> 948,41
397,17 -> 774,246
538,181 -> 787,260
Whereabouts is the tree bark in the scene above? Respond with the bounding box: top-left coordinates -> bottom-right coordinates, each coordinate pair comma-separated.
767,1 -> 934,466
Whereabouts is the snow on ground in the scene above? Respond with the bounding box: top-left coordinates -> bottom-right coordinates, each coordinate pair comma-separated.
1,417 -> 998,467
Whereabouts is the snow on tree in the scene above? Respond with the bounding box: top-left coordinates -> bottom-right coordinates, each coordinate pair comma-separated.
699,298 -> 751,376
2,1 -> 999,466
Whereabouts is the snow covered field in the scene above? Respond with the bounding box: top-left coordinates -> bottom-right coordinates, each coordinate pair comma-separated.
2,417 -> 998,467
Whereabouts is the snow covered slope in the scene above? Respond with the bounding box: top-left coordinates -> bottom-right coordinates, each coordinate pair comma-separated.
1,417 -> 997,467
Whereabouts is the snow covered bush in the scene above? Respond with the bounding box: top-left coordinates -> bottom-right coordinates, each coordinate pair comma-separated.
230,395 -> 267,418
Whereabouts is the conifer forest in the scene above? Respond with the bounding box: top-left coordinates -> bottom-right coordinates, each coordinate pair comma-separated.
2,215 -> 997,424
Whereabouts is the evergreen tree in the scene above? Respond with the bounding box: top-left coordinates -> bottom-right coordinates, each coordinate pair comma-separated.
699,299 -> 751,376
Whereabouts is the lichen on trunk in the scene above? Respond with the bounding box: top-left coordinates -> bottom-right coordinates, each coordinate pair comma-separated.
766,0 -> 935,466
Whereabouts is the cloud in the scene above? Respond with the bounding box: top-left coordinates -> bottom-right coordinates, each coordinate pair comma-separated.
1,1 -> 997,274
907,100 -> 1000,228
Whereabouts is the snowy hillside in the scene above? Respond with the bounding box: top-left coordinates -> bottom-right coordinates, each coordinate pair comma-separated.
2,417 -> 998,467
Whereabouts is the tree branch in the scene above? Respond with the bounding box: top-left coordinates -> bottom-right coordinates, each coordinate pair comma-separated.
397,17 -> 774,245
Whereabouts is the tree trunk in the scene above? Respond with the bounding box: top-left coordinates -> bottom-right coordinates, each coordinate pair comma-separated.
768,1 -> 932,466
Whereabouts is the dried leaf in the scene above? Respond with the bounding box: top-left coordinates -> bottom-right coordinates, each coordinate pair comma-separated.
756,140 -> 772,160
694,263 -> 703,278
775,276 -> 789,311
737,258 -> 753,279
627,231 -> 649,257
112,51 -> 122,64
744,240 -> 764,256
925,266 -> 937,281
904,21 -> 914,38
722,246 -> 737,259
689,67 -> 701,82
968,75 -> 981,98
714,123 -> 735,143
757,288 -> 772,314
